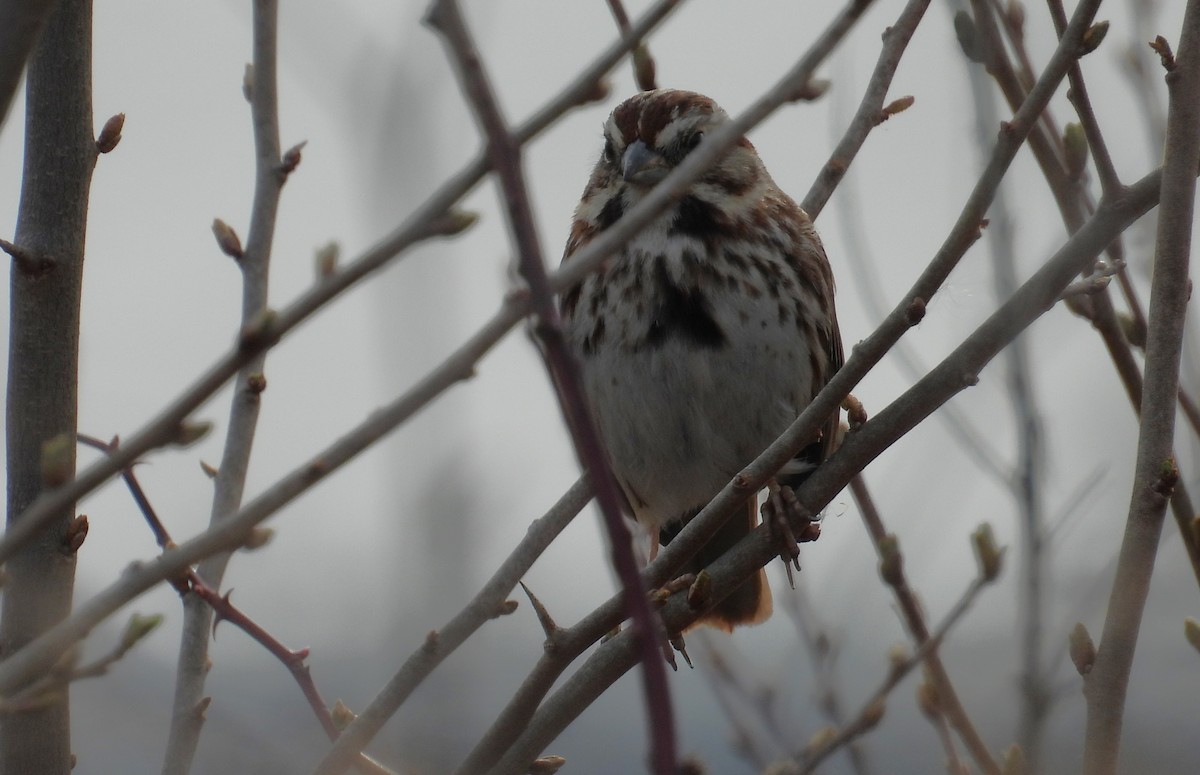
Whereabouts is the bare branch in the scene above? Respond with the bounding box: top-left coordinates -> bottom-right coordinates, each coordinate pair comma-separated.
792,575 -> 994,774
850,476 -> 998,775
1082,3 -> 1200,772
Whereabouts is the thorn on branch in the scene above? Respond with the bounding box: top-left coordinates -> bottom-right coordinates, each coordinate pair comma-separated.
212,218 -> 244,261
519,581 -> 561,640
193,696 -> 212,721
1150,36 -> 1176,72
423,629 -> 440,653
242,63 -> 255,101
60,515 -> 89,555
199,460 -> 219,479
1,237 -> 55,276
96,112 -> 125,153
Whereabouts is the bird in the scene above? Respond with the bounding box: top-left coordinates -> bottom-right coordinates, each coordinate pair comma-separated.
559,89 -> 843,631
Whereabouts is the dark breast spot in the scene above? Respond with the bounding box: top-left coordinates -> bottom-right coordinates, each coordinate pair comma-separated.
642,257 -> 726,350
560,285 -> 581,319
597,195 -> 625,230
670,196 -> 723,239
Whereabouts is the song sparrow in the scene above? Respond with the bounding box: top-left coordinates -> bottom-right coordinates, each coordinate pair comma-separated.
560,89 -> 843,631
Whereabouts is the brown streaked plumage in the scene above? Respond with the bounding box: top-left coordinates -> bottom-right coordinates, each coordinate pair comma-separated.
560,89 -> 842,631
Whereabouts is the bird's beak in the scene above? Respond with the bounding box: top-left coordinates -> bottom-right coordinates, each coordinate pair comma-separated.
622,140 -> 668,186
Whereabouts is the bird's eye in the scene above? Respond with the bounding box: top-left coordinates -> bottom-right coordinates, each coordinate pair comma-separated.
684,132 -> 704,152
602,138 -> 617,165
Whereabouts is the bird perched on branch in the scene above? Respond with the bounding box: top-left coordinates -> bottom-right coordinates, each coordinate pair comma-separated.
560,89 -> 843,631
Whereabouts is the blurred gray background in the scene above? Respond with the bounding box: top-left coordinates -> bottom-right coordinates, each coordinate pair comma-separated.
1,1 -> 1197,773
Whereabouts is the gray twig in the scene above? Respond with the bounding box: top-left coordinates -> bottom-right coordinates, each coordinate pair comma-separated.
1082,3 -> 1200,772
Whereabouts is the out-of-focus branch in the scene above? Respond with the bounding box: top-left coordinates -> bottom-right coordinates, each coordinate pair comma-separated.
0,0 -> 94,771
850,476 -> 994,775
164,1 -> 287,771
1083,4 -> 1200,772
776,581 -> 875,774
425,2 -> 677,773
604,0 -> 658,90
0,0 -> 683,570
960,2 -> 1052,762
0,0 -> 58,128
973,0 -> 1200,585
792,575 -> 994,774
312,479 -> 591,775
75,435 -> 395,775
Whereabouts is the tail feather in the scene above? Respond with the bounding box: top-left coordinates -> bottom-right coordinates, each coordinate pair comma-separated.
663,498 -> 772,632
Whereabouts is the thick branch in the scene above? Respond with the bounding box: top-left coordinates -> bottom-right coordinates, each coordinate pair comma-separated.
0,0 -> 93,772
1082,3 -> 1200,772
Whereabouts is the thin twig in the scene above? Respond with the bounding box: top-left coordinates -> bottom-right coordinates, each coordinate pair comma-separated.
424,3 -> 677,773
165,2 -> 287,770
977,0 -> 1200,586
803,0 -> 922,217
1082,4 -> 1200,772
777,580 -> 876,774
962,3 -> 1053,761
850,475 -> 993,775
74,435 -> 394,775
604,0 -> 658,90
312,478 -> 591,775
793,576 -> 993,774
